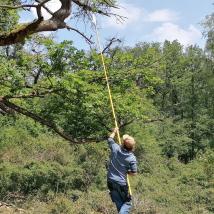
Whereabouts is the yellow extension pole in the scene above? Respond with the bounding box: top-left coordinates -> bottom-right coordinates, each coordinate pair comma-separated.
92,14 -> 132,196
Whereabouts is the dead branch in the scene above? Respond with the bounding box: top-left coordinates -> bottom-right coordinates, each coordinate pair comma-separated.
72,0 -> 110,16
102,37 -> 121,54
66,25 -> 94,44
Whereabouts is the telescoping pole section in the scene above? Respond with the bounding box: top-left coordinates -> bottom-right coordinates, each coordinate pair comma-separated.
91,14 -> 132,196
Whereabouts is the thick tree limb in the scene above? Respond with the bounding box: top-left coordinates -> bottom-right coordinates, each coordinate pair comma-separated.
0,97 -> 79,143
0,102 -> 15,115
0,0 -> 72,46
36,0 -> 54,16
0,0 -> 118,46
0,17 -> 44,46
0,96 -> 104,144
72,0 -> 110,16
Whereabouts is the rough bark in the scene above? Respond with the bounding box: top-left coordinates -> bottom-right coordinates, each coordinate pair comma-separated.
0,0 -> 113,46
0,0 -> 72,46
0,18 -> 44,46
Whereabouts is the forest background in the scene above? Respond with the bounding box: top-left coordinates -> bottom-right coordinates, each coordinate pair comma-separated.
0,0 -> 213,213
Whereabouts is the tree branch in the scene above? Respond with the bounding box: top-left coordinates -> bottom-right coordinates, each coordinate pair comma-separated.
0,101 -> 15,115
0,17 -> 44,46
72,0 -> 110,16
119,117 -> 164,128
0,96 -> 104,144
0,4 -> 37,9
0,0 -> 72,46
66,25 -> 93,44
36,0 -> 94,44
0,0 -> 118,46
0,97 -> 79,143
0,0 -> 50,11
36,0 -> 54,16
102,37 -> 121,54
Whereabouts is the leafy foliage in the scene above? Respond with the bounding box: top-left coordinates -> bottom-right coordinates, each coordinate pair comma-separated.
0,7 -> 214,213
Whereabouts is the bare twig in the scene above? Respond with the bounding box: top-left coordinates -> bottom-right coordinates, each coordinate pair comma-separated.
66,25 -> 94,44
72,0 -> 124,21
102,37 -> 121,54
72,0 -> 110,16
102,0 -> 119,9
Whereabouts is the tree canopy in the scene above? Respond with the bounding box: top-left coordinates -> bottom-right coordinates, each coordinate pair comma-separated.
0,2 -> 213,213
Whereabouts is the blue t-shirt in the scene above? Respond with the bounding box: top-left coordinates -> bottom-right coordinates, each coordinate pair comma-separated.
107,137 -> 137,186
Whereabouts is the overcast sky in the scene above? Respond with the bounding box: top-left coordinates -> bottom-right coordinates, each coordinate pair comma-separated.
20,0 -> 213,49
